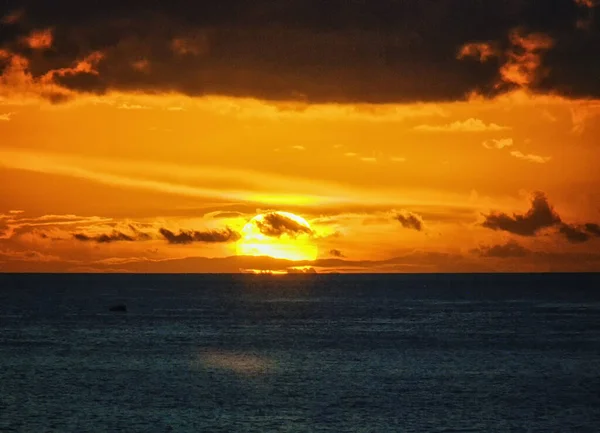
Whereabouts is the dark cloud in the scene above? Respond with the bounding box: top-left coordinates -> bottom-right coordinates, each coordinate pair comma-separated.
329,249 -> 345,258
73,230 -> 137,243
159,227 -> 240,244
585,223 -> 600,236
482,192 -> 562,236
482,192 -> 600,242
558,222 -> 600,243
129,224 -> 152,241
210,211 -> 245,219
395,211 -> 424,231
0,1 -> 598,102
256,213 -> 312,237
559,223 -> 591,243
472,240 -> 530,258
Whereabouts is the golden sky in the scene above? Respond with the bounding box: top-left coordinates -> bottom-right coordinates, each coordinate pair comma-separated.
1,1 -> 600,272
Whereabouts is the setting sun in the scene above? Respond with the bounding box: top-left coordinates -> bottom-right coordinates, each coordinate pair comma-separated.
236,212 -> 318,261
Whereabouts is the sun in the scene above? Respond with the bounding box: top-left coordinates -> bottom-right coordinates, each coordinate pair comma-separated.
236,211 -> 318,261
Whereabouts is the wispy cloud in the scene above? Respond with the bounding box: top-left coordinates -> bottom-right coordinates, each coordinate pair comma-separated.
482,138 -> 513,149
415,118 -> 510,132
0,112 -> 15,121
0,249 -> 65,263
118,103 -> 150,110
472,240 -> 530,258
360,157 -> 377,163
509,151 -> 551,163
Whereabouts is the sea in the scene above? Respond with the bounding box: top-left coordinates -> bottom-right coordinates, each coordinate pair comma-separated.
1,273 -> 599,432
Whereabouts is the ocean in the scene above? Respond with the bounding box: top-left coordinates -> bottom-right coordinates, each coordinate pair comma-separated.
1,273 -> 599,432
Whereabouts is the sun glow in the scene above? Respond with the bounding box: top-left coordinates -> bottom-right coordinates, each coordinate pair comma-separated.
236,212 -> 318,261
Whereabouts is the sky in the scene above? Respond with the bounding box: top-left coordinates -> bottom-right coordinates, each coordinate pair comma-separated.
1,0 -> 600,273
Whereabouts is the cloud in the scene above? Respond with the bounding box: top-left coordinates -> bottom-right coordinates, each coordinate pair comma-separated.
329,249 -> 345,258
483,138 -> 514,149
558,222 -> 600,243
1,1 -> 599,103
457,42 -> 499,62
129,224 -> 152,241
482,192 -> 561,236
570,103 -> 600,134
73,230 -> 138,243
509,151 -> 551,163
118,103 -> 150,110
472,240 -> 530,258
585,223 -> 600,236
22,28 -> 53,50
159,227 -> 240,244
559,223 -> 591,243
395,211 -> 424,231
415,118 -> 510,132
459,29 -> 554,91
0,148 -> 380,207
499,30 -> 554,88
0,212 -> 113,239
208,211 -> 245,219
575,0 -> 598,8
256,213 -> 313,237
0,249 -> 64,262
0,112 -> 15,121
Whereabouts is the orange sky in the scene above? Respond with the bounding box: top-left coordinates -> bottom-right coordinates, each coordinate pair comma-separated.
1,2 -> 600,272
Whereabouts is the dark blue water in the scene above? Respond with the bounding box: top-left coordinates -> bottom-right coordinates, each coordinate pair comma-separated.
1,274 -> 600,432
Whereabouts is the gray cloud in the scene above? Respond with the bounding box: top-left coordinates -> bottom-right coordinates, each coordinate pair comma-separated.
558,222 -> 600,243
256,213 -> 312,238
159,227 -> 240,244
585,223 -> 600,236
483,192 -> 600,242
73,230 -> 141,243
329,249 -> 345,258
482,192 -> 561,236
472,240 -> 530,258
395,211 -> 424,231
559,223 -> 591,243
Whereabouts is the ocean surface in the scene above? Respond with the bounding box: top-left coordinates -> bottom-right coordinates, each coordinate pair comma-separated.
1,273 -> 600,432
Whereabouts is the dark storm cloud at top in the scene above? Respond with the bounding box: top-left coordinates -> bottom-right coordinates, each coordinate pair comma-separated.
1,0 -> 599,103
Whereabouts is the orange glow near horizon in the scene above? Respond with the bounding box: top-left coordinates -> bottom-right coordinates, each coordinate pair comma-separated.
1,91 -> 600,272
